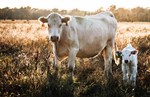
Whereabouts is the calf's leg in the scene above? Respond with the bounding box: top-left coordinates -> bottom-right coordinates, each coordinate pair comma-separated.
130,66 -> 137,87
122,63 -> 128,86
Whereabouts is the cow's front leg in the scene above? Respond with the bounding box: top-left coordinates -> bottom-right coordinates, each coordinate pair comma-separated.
53,43 -> 59,74
53,55 -> 58,70
67,48 -> 79,80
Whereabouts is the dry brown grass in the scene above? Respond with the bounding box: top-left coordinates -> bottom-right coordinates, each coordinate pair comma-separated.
0,20 -> 150,97
116,22 -> 150,49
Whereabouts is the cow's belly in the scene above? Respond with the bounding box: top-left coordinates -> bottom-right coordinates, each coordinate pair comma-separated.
76,35 -> 107,58
77,50 -> 99,58
77,43 -> 105,58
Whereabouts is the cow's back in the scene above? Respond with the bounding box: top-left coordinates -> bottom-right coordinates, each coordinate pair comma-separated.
69,12 -> 117,58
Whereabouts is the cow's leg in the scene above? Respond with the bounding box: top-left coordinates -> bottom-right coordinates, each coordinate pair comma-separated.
67,48 -> 79,79
53,43 -> 59,74
53,56 -> 58,70
103,45 -> 113,80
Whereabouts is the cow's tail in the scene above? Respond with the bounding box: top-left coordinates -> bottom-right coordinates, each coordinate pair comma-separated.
97,11 -> 115,18
112,42 -> 120,66
107,11 -> 115,17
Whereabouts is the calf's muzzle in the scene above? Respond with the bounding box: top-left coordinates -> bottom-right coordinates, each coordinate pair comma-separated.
124,60 -> 128,64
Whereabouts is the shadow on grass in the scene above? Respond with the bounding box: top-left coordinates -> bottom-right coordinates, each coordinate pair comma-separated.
40,72 -> 75,97
0,42 -> 21,56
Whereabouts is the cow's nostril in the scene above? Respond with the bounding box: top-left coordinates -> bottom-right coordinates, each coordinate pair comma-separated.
51,36 -> 59,42
51,36 -> 54,40
125,60 -> 128,63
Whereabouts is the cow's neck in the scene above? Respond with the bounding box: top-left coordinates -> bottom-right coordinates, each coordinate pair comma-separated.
53,26 -> 71,59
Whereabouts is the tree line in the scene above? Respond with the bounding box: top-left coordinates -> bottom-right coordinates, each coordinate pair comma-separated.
0,5 -> 149,22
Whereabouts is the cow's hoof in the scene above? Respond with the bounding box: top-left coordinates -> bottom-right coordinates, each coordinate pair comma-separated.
67,76 -> 76,84
67,77 -> 73,84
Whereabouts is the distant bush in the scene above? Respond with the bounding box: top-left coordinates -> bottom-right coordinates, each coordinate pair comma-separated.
0,6 -> 150,22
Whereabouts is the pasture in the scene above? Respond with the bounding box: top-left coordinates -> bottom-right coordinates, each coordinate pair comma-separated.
0,20 -> 150,97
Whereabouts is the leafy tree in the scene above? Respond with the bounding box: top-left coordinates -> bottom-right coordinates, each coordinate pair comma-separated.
0,6 -> 149,22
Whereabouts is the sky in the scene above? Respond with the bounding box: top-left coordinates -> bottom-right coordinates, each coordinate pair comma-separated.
0,0 -> 150,11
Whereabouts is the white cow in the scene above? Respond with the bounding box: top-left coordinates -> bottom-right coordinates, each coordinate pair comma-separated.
116,44 -> 138,87
38,11 -> 117,80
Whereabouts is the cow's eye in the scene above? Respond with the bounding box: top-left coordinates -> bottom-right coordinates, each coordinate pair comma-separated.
48,24 -> 51,28
59,24 -> 62,28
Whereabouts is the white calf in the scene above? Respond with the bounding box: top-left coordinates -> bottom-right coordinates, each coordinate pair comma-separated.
116,44 -> 138,87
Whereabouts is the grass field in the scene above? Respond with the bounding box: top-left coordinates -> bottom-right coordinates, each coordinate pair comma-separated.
0,20 -> 150,97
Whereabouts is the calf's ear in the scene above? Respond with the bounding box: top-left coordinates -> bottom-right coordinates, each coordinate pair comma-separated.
38,16 -> 48,23
61,16 -> 70,26
115,51 -> 122,58
131,50 -> 138,55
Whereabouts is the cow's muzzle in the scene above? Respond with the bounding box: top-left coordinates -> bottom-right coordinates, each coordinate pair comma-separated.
51,36 -> 59,42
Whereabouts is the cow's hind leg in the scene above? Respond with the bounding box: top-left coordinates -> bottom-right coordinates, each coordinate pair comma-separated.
103,43 -> 113,81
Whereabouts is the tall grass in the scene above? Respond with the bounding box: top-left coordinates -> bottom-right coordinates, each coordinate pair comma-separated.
0,21 -> 150,97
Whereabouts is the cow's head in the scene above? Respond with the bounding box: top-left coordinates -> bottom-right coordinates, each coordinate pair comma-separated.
116,50 -> 138,64
38,13 -> 70,42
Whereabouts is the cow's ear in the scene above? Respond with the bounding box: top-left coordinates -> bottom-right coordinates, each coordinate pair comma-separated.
38,16 -> 48,23
61,16 -> 70,26
115,51 -> 122,58
131,50 -> 138,55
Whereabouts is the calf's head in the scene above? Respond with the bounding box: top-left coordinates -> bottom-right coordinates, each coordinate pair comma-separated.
38,13 -> 70,42
116,50 -> 138,64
